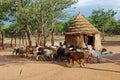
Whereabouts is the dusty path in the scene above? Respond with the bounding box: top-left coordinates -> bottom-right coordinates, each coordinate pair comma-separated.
0,41 -> 120,80
0,57 -> 120,80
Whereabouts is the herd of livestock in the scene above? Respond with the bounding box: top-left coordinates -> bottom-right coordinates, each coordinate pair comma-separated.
12,42 -> 111,67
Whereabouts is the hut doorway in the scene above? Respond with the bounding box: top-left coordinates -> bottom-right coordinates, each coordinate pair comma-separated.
84,35 -> 94,46
88,36 -> 94,46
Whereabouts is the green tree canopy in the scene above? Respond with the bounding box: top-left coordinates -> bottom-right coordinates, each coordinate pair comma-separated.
88,9 -> 117,40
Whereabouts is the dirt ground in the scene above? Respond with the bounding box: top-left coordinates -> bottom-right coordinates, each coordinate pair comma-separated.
0,41 -> 120,80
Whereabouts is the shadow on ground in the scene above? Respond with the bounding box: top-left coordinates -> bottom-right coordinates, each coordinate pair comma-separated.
83,66 -> 120,74
102,41 -> 120,46
0,53 -> 120,68
0,55 -> 37,66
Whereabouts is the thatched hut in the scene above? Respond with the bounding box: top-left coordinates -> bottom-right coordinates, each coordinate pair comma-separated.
65,13 -> 101,50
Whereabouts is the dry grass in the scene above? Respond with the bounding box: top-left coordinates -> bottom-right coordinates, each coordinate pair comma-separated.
54,35 -> 120,42
1,35 -> 120,48
53,35 -> 120,42
104,35 -> 120,41
2,35 -> 65,48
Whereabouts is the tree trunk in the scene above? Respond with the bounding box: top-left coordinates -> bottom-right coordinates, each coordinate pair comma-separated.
41,25 -> 45,47
26,23 -> 32,46
51,35 -> 54,46
22,35 -> 24,45
37,33 -> 40,45
1,31 -> 4,49
19,36 -> 22,46
51,22 -> 55,46
10,34 -> 13,47
14,35 -> 16,47
37,26 -> 43,46
38,25 -> 45,46
26,27 -> 32,46
25,32 -> 28,46
43,36 -> 46,47
102,26 -> 105,41
37,17 -> 48,47
51,30 -> 54,46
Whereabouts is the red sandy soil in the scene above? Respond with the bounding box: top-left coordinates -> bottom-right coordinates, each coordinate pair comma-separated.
0,41 -> 120,80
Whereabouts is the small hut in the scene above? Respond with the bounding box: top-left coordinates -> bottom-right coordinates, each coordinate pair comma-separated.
65,13 -> 101,50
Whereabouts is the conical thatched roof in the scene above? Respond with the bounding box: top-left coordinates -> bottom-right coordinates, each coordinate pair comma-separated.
65,13 -> 100,35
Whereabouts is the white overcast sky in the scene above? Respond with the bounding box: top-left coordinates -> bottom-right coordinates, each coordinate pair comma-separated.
64,0 -> 120,19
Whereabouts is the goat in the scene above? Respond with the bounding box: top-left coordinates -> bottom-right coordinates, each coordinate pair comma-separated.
88,48 -> 107,63
12,46 -> 28,56
68,50 -> 86,67
55,46 -> 71,63
12,46 -> 37,57
35,46 -> 56,62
